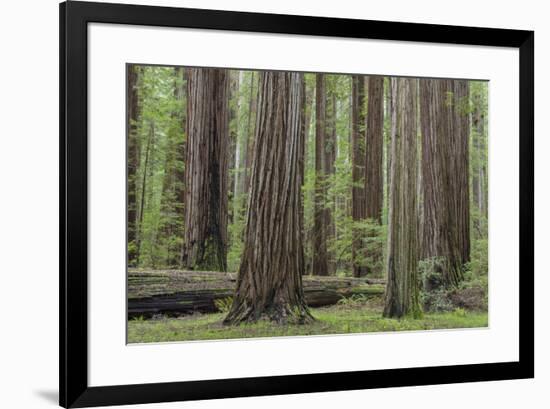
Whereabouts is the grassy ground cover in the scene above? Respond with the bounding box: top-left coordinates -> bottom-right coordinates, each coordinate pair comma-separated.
128,298 -> 487,343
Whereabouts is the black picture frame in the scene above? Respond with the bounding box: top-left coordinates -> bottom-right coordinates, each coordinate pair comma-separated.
60,1 -> 534,407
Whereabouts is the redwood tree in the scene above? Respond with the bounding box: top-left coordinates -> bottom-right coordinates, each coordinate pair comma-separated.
181,68 -> 230,271
313,74 -> 329,276
383,77 -> 421,318
224,71 -> 313,324
451,80 -> 471,266
419,79 -> 470,289
351,75 -> 367,277
364,75 -> 385,275
365,76 -> 384,223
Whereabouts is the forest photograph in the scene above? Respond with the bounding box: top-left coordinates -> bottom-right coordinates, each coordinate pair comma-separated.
126,64 -> 489,343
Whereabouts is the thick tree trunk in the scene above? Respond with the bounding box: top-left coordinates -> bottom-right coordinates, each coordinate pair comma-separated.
351,75 -> 367,277
365,76 -> 385,276
419,79 -> 469,289
224,71 -> 313,325
299,77 -> 309,275
182,68 -> 230,272
383,78 -> 421,319
416,83 -> 424,262
313,74 -> 329,276
127,65 -> 140,267
365,76 -> 384,224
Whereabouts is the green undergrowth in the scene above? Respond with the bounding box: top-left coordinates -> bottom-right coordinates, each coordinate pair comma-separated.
127,301 -> 488,344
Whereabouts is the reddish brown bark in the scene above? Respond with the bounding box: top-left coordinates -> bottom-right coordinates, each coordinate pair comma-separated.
181,68 -> 230,271
351,75 -> 367,277
419,79 -> 470,288
383,77 -> 421,318
224,71 -> 312,324
451,80 -> 471,266
365,76 -> 384,224
364,76 -> 385,276
313,74 -> 329,276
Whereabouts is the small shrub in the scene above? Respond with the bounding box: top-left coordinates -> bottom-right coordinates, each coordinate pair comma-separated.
418,257 -> 447,291
227,197 -> 246,272
469,238 -> 489,277
214,297 -> 233,313
337,294 -> 370,307
453,307 -> 467,317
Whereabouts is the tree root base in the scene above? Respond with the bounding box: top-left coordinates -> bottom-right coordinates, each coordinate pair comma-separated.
223,302 -> 315,326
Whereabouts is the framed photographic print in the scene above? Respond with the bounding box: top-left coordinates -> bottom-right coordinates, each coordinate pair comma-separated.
60,1 -> 534,407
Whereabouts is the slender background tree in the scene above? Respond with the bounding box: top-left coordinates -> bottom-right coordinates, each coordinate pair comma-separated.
127,64 -> 140,267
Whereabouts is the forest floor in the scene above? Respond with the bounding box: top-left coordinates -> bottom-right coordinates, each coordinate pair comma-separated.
127,295 -> 488,343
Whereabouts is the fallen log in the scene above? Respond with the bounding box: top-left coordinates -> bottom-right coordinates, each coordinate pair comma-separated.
128,270 -> 385,319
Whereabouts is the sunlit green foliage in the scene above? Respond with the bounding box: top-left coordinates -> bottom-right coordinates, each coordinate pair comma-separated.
132,66 -> 185,268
